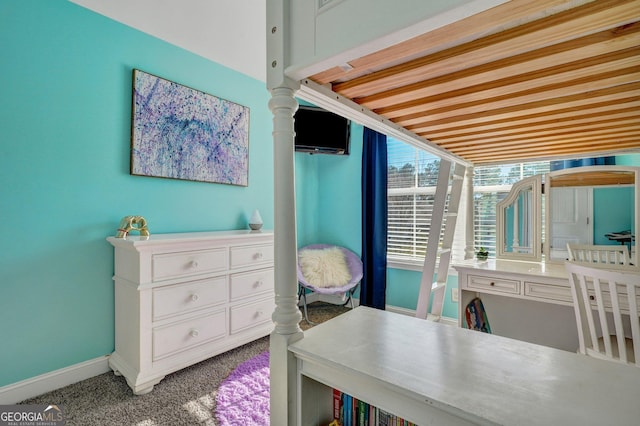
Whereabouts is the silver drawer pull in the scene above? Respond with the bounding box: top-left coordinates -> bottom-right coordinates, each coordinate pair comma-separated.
190,294 -> 199,302
190,329 -> 200,338
255,280 -> 264,288
189,260 -> 199,268
255,252 -> 263,260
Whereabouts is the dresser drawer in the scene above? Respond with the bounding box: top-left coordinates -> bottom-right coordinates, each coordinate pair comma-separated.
152,248 -> 227,281
467,274 -> 520,295
524,281 -> 572,303
152,309 -> 227,361
230,298 -> 275,334
230,244 -> 274,269
230,268 -> 274,301
152,277 -> 227,321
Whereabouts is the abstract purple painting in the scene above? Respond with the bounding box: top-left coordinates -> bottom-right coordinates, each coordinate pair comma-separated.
131,69 -> 249,186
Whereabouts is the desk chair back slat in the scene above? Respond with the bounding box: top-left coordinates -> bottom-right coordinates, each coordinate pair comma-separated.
566,261 -> 640,366
567,243 -> 631,265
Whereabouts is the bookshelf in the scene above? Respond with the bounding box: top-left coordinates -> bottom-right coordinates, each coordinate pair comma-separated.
331,389 -> 418,426
297,375 -> 423,426
288,306 -> 640,425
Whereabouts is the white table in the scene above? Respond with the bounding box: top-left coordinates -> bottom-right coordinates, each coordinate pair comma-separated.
454,259 -> 581,351
289,306 -> 640,425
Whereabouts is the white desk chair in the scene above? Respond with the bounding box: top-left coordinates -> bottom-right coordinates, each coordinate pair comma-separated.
566,243 -> 631,266
565,261 -> 640,366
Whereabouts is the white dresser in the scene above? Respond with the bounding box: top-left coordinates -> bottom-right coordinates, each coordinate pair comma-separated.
107,230 -> 274,394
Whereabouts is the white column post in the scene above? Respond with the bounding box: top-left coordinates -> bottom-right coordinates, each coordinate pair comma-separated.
268,83 -> 304,426
267,1 -> 304,424
464,166 -> 475,260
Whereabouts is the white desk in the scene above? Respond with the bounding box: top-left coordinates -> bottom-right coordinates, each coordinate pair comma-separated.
454,259 -> 581,351
289,307 -> 640,425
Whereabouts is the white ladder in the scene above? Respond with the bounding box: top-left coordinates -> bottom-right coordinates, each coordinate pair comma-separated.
415,160 -> 466,320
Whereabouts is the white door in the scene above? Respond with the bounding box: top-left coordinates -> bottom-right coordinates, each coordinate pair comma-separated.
549,186 -> 593,260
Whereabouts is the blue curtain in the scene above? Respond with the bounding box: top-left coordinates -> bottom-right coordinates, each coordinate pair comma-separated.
361,128 -> 387,310
550,156 -> 615,171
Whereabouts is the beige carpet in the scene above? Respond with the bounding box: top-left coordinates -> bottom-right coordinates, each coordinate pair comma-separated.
20,303 -> 349,425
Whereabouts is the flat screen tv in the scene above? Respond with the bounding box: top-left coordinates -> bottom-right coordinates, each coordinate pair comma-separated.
294,105 -> 351,155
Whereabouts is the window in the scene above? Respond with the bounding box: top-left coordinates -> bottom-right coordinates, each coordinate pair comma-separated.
387,135 -> 550,267
387,138 -> 443,266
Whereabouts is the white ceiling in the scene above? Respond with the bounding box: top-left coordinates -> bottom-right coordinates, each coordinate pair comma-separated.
70,0 -> 266,82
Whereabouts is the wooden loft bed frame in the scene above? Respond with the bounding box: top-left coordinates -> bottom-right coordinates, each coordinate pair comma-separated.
266,0 -> 640,423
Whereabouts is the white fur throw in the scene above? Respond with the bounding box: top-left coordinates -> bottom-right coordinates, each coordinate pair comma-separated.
299,247 -> 352,288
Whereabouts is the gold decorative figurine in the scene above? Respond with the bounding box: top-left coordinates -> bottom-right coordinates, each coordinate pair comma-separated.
115,216 -> 150,239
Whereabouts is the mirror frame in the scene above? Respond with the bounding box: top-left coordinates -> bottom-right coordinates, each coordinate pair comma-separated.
496,175 -> 542,261
543,165 -> 640,269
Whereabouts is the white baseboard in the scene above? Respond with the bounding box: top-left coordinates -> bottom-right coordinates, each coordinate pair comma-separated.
0,355 -> 111,404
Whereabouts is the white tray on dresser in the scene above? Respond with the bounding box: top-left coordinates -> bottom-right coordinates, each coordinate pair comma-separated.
107,230 -> 274,394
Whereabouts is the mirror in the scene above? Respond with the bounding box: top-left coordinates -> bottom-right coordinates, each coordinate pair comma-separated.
496,175 -> 542,261
496,165 -> 639,268
544,166 -> 638,268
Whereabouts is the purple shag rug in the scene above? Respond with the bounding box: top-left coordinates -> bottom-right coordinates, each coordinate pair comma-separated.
215,351 -> 270,425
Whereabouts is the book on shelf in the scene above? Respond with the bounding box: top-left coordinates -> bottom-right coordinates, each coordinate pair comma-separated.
330,388 -> 418,426
333,388 -> 342,421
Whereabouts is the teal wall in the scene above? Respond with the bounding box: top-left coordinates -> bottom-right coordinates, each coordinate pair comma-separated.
296,125 -> 364,252
616,153 -> 640,166
0,1 -> 273,387
593,187 -> 634,244
387,269 -> 459,318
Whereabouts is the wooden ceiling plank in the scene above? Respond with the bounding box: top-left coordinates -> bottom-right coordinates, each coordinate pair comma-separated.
332,0 -> 640,98
358,25 -> 640,110
467,143 -> 640,163
468,149 -> 639,164
421,102 -> 640,139
461,141 -> 640,163
427,115 -> 640,142
384,66 -> 640,121
463,143 -> 640,164
310,0 -> 591,85
409,91 -> 640,134
396,70 -> 640,127
377,55 -> 640,119
448,136 -> 640,161
451,131 -> 640,156
436,114 -> 640,149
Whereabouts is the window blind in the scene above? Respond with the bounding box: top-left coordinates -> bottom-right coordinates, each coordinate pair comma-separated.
387,139 -> 442,263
